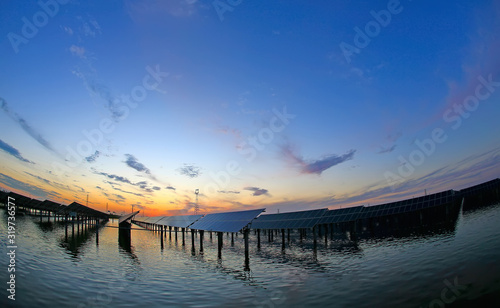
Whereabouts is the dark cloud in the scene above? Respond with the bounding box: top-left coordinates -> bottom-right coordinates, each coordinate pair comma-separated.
243,187 -> 269,196
1,97 -> 57,154
95,171 -> 133,185
0,173 -> 60,200
178,164 -> 202,178
377,145 -> 397,154
166,186 -> 176,191
73,185 -> 86,192
94,170 -> 158,196
87,79 -> 125,121
282,143 -> 356,175
132,203 -> 147,210
137,181 -> 148,189
0,139 -> 33,163
24,172 -> 71,191
218,190 -> 240,194
124,154 -> 152,175
85,151 -> 100,163
109,186 -> 144,197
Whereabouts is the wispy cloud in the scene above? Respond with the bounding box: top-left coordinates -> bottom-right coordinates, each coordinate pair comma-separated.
85,151 -> 100,163
109,185 -> 144,198
282,143 -> 356,175
24,172 -> 71,191
243,186 -> 269,196
95,171 -> 134,185
0,139 -> 33,163
78,16 -> 102,37
0,173 -> 60,201
69,45 -> 86,58
177,164 -> 202,178
218,190 -> 240,194
377,145 -> 397,154
93,169 -> 160,195
0,98 -> 57,154
126,0 -> 200,19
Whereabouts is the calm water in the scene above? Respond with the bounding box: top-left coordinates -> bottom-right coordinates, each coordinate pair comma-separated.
1,203 -> 500,308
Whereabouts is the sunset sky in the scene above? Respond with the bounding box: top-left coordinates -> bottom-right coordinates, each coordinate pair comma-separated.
1,0 -> 499,216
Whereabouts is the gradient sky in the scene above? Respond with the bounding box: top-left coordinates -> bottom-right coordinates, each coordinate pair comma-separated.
1,0 -> 499,216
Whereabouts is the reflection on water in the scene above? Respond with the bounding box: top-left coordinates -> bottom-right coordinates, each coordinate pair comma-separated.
1,202 -> 499,307
57,221 -> 104,260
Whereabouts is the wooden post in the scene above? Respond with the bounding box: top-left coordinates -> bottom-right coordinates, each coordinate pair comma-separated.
217,232 -> 223,259
182,228 -> 186,246
281,229 -> 285,251
199,230 -> 204,254
313,226 -> 317,251
231,233 -> 234,246
244,228 -> 250,271
191,229 -> 195,255
95,219 -> 99,245
324,224 -> 328,246
257,229 -> 261,250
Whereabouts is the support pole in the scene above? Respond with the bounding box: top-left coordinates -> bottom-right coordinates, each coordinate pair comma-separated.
313,226 -> 317,251
191,229 -> 195,255
199,230 -> 204,254
217,232 -> 223,259
281,229 -> 285,251
244,228 -> 250,271
182,228 -> 186,246
257,229 -> 261,250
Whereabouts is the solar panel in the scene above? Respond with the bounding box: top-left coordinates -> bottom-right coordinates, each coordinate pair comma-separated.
156,215 -> 204,228
359,190 -> 456,219
318,206 -> 364,224
119,211 -> 140,224
144,216 -> 164,224
189,208 -> 265,233
250,208 -> 328,230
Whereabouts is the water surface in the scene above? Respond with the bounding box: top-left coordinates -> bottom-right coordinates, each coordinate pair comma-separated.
1,203 -> 500,307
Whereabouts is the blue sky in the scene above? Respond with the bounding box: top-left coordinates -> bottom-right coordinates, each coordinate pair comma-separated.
1,0 -> 499,215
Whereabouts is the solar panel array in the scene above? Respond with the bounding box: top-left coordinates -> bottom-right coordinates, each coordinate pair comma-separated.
250,209 -> 328,230
189,209 -> 265,233
459,178 -> 500,197
359,190 -> 455,219
5,192 -> 108,218
317,206 -> 364,224
156,215 -> 204,228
